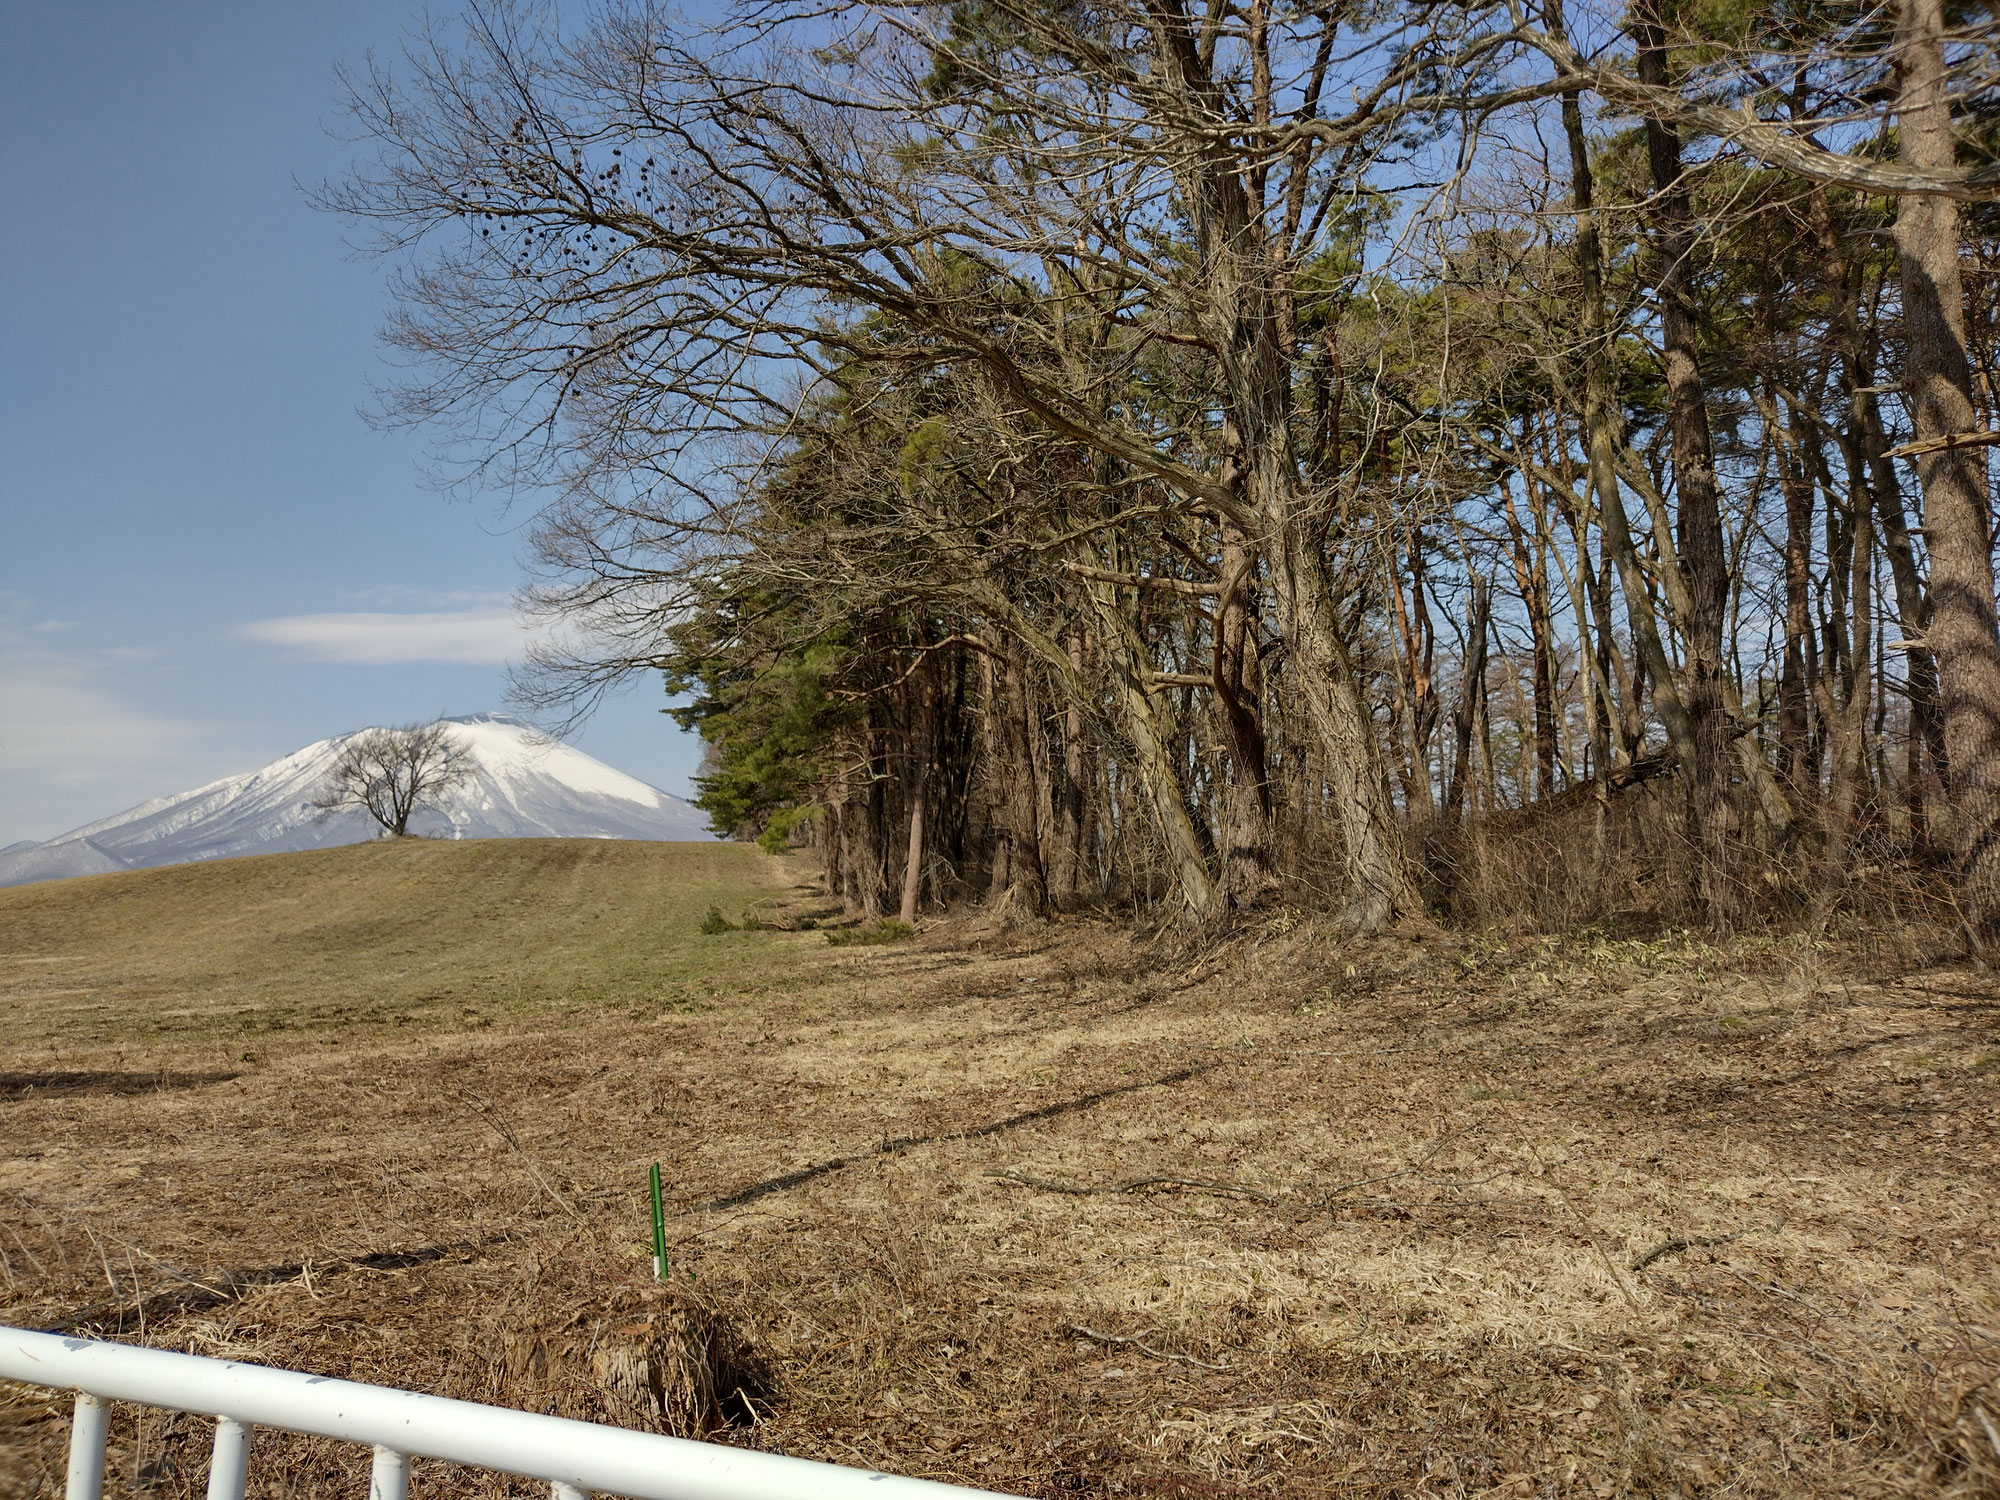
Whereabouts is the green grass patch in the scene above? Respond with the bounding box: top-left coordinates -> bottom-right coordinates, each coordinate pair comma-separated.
0,839 -> 801,1045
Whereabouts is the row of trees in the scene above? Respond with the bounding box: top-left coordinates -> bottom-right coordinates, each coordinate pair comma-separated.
329,0 -> 2000,939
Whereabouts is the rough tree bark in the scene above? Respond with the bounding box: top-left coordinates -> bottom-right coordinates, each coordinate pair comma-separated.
1635,0 -> 1739,930
1445,576 -> 1492,823
1809,185 -> 1945,834
899,655 -> 933,925
1893,0 -> 2000,947
1502,476 -> 1559,800
1214,527 -> 1277,908
972,576 -> 1219,917
1387,522 -> 1440,823
982,641 -> 1048,916
1050,630 -> 1091,902
1774,384 -> 1818,800
1156,0 -> 1421,932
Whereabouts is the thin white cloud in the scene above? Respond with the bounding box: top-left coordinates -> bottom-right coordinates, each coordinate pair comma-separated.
238,609 -> 532,665
0,661 -> 213,790
342,585 -> 514,610
0,651 -> 233,843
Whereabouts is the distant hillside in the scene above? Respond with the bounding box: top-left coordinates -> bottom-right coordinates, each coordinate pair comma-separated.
0,714 -> 711,888
0,838 -> 795,1045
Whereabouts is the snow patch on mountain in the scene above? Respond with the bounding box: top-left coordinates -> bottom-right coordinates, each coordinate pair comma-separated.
0,714 -> 712,888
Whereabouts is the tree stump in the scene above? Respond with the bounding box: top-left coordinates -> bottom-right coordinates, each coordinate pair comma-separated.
485,1285 -> 769,1438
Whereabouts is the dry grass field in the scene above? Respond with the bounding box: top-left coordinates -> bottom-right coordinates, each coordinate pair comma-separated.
1,840 -> 1997,1498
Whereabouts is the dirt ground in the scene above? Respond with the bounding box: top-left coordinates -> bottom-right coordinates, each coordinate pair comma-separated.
1,843 -> 1997,1498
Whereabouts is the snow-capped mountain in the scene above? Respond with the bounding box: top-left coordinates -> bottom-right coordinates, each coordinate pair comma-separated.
0,714 -> 712,888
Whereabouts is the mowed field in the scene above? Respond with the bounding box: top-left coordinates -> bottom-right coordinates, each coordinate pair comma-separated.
1,842 -> 1998,1499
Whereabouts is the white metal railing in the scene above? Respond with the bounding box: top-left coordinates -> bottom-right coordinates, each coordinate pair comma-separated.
1,1327 -> 1021,1500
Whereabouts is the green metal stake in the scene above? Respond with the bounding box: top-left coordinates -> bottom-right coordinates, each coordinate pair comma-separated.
648,1162 -> 667,1281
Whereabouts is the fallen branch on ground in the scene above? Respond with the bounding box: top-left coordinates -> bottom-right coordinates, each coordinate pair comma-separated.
989,1129 -> 1501,1211
693,1066 -> 1215,1213
1315,1125 -> 1485,1205
1318,1167 -> 1507,1204
1064,1324 -> 1230,1371
37,1239 -> 506,1335
455,1087 -> 588,1226
1631,1230 -> 1742,1271
985,1169 -> 1278,1203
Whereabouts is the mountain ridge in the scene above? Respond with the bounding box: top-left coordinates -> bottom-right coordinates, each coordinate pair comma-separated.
0,714 -> 712,888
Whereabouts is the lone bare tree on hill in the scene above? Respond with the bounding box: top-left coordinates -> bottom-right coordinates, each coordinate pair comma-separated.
312,722 -> 474,838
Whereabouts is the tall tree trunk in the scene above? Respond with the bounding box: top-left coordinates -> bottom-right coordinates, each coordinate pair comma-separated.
1051,629 -> 1090,901
991,642 -> 1048,916
1810,184 -> 1946,837
1214,529 -> 1277,908
1635,0 -> 1738,931
899,767 -> 927,924
1025,661 -> 1058,889
1775,390 -> 1817,800
1555,46 -> 1699,782
826,794 -> 850,909
1503,474 -> 1559,800
1549,477 -> 1618,860
975,578 -> 1220,917
979,649 -> 1010,900
1445,576 -> 1492,823
830,761 -> 860,915
1818,485 -> 1875,914
899,656 -> 933,925
1157,10 -> 1418,932
1387,521 -> 1440,823
1268,534 -> 1421,929
1096,592 -> 1217,916
1893,0 -> 2000,946
1226,331 -> 1416,928
861,735 -> 887,920
1620,440 -> 1798,835
1561,486 -> 1632,777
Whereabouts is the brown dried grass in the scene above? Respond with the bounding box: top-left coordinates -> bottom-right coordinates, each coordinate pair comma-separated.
1,844 -> 1996,1497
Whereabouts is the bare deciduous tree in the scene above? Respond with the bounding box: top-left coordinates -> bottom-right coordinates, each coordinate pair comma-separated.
322,0 -> 2000,941
312,723 -> 474,838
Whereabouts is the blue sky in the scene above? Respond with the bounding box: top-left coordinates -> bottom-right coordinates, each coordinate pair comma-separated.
0,1 -> 705,845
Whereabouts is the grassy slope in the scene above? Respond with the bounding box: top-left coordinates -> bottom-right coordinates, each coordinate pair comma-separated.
0,839 -> 799,1046
1,846 -> 1996,1498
